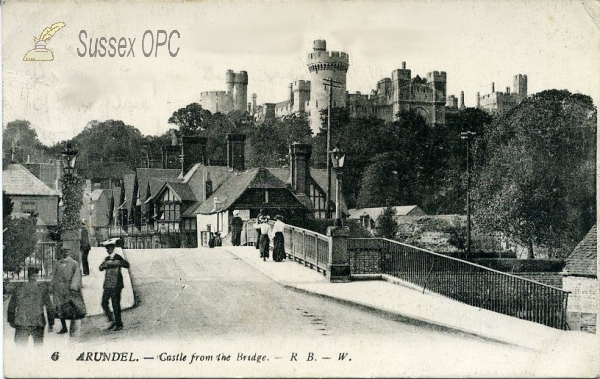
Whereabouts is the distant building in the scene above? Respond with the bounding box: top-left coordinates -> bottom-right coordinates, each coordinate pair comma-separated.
200,70 -> 248,114
2,163 -> 60,237
477,74 -> 528,115
348,205 -> 427,234
562,225 -> 597,333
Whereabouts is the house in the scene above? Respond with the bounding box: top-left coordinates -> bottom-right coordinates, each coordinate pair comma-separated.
349,205 -> 426,233
110,134 -> 347,248
562,225 -> 597,333
2,163 -> 60,239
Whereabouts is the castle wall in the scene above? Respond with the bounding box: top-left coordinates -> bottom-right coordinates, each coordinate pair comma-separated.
200,90 -> 233,114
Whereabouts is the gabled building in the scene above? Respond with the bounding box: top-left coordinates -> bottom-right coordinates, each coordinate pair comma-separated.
109,133 -> 347,248
349,205 -> 426,233
2,163 -> 60,238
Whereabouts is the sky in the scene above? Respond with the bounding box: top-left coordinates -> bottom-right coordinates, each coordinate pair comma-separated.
2,0 -> 599,145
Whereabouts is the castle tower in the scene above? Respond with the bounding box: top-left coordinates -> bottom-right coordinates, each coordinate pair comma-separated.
513,74 -> 528,100
307,40 -> 349,133
459,91 -> 465,109
232,71 -> 248,112
293,80 -> 311,113
391,61 -> 411,117
226,69 -> 235,95
427,71 -> 447,124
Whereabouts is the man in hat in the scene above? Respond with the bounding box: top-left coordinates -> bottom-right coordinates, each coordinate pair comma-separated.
8,267 -> 55,346
99,238 -> 129,331
230,210 -> 243,246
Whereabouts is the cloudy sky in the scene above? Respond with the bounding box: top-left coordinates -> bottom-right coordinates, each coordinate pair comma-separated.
2,0 -> 599,145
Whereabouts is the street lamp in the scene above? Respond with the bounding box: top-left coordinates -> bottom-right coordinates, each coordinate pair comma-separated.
330,146 -> 345,227
460,131 -> 476,259
61,142 -> 78,177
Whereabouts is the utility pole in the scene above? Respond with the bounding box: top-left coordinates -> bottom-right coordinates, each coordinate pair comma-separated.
323,77 -> 342,219
460,131 -> 476,259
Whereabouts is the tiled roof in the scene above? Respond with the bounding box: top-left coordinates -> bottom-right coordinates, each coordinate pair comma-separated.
348,205 -> 424,220
122,173 -> 136,211
165,182 -> 197,202
2,164 -> 58,196
563,225 -> 597,277
135,168 -> 181,203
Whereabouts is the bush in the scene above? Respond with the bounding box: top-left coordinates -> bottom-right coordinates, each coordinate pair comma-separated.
3,216 -> 38,277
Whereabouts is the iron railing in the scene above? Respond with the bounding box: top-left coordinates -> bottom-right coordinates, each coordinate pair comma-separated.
4,241 -> 58,281
243,220 -> 330,275
349,238 -> 570,330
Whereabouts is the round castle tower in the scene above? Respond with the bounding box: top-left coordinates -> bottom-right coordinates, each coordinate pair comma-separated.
307,40 -> 349,133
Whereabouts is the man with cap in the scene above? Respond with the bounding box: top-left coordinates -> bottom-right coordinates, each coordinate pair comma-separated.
8,267 -> 55,346
99,238 -> 129,331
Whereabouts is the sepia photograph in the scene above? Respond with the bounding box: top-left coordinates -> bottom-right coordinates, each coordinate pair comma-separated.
1,0 -> 599,377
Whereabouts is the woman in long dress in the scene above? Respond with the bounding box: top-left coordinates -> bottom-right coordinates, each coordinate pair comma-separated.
272,215 -> 286,262
259,221 -> 271,260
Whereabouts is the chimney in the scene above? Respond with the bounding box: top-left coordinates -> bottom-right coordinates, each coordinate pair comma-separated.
181,136 -> 208,175
459,91 -> 465,109
205,172 -> 213,200
506,86 -> 510,94
252,93 -> 257,112
289,83 -> 294,104
492,82 -> 495,93
227,133 -> 246,171
289,142 -> 312,195
402,61 -> 406,69
476,92 -> 480,108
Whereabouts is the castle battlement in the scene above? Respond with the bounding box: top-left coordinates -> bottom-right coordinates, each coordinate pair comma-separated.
293,80 -> 311,91
200,91 -> 227,96
427,71 -> 447,82
307,51 -> 350,63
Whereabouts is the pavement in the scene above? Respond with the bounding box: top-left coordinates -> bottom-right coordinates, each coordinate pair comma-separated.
222,245 -> 599,359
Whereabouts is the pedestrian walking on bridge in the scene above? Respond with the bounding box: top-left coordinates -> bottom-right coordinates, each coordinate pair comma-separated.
99,238 -> 130,332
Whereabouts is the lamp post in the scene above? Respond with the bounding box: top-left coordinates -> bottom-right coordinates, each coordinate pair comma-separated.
330,146 -> 346,227
60,142 -> 83,262
460,131 -> 476,259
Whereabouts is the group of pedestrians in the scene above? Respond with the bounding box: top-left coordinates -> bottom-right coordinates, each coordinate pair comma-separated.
254,210 -> 286,262
7,236 -> 130,347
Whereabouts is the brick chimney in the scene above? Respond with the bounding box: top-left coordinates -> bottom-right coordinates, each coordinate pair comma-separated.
289,142 -> 312,195
181,136 -> 207,175
227,133 -> 246,171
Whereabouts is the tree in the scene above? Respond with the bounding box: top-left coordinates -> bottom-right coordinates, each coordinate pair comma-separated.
168,103 -> 212,136
356,152 -> 401,208
472,90 -> 596,258
3,216 -> 37,278
70,120 -> 147,170
376,205 -> 398,239
2,120 -> 47,163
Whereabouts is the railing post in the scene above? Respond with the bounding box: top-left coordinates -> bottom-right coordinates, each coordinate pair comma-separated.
326,225 -> 350,283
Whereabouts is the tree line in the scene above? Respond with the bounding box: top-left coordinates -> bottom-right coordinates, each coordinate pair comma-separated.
3,89 -> 596,257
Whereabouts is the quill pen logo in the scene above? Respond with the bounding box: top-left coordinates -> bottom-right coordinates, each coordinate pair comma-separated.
23,22 -> 66,61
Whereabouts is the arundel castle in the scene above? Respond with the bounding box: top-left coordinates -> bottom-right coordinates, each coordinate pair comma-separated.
199,40 -> 528,134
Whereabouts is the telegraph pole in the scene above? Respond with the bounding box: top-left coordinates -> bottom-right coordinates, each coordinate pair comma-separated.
460,131 -> 476,259
323,77 -> 342,219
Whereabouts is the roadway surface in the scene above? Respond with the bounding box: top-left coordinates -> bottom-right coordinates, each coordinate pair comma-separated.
4,247 -> 575,377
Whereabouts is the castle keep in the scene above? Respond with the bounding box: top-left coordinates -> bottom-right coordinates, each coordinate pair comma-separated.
200,70 -> 248,114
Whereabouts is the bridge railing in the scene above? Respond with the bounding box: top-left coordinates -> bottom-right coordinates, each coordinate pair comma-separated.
243,220 -> 330,275
349,238 -> 569,330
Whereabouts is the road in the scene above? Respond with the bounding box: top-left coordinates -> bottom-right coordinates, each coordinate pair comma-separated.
5,247 -> 577,377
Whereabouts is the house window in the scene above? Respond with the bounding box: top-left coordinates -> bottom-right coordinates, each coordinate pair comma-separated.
264,190 -> 269,203
21,201 -> 37,215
